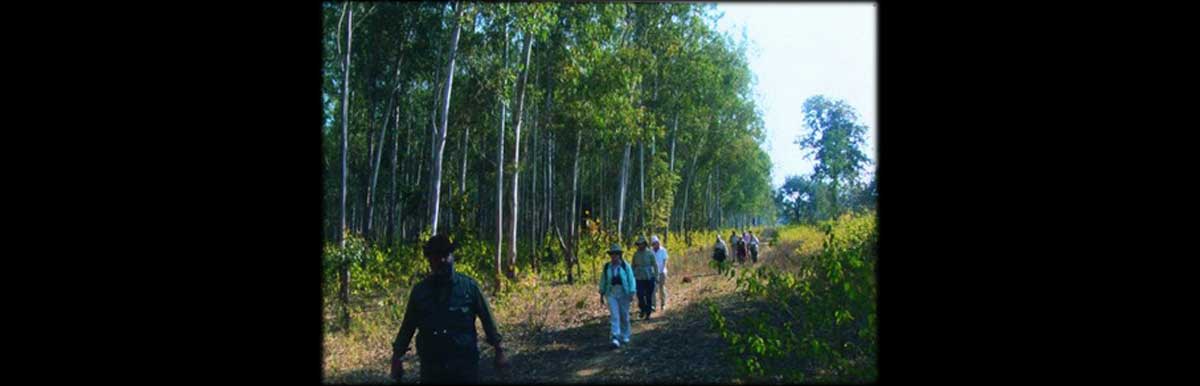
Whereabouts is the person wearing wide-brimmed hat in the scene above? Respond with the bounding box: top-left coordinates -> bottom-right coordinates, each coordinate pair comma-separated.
390,234 -> 509,383
598,242 -> 636,348
631,235 -> 660,320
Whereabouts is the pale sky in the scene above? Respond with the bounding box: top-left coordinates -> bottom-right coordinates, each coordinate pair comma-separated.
714,2 -> 877,188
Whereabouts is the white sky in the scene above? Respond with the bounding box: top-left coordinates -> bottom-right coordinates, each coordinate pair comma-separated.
714,2 -> 877,188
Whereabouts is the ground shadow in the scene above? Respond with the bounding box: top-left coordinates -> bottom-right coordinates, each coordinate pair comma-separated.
475,290 -> 749,384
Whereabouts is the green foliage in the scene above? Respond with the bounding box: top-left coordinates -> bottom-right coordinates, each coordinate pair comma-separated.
707,211 -> 877,382
322,2 -> 780,334
792,95 -> 872,217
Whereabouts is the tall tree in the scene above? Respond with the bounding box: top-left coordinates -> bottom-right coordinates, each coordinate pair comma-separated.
430,1 -> 465,233
795,95 -> 871,216
507,35 -> 533,278
337,3 -> 352,328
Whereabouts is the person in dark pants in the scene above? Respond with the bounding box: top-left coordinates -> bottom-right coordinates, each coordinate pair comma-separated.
713,235 -> 728,263
731,230 -> 745,264
390,234 -> 509,384
631,235 -> 659,320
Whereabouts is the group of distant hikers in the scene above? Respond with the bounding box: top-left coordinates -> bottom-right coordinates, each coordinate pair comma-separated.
386,229 -> 755,383
711,230 -> 761,265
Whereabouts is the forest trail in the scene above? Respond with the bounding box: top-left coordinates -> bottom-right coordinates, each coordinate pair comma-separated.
325,231 -> 804,384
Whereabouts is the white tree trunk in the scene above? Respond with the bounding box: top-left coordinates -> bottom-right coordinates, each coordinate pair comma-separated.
568,130 -> 580,283
507,36 -> 534,277
618,143 -> 631,238
495,20 -> 508,289
639,140 -> 645,233
460,125 -> 469,196
429,1 -> 464,233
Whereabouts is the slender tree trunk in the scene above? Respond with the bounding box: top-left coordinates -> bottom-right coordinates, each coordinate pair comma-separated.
617,143 -> 631,239
429,1 -> 464,234
495,20 -> 508,292
338,4 -> 353,329
460,126 -> 469,196
507,35 -> 534,279
568,129 -> 580,284
705,170 -> 713,229
364,110 -> 376,236
665,114 -> 677,243
388,100 -> 399,247
547,134 -> 554,251
530,101 -> 539,274
496,97 -> 506,290
427,66 -> 440,230
366,90 -> 393,241
680,153 -> 698,241
402,91 -> 414,243
639,140 -> 645,234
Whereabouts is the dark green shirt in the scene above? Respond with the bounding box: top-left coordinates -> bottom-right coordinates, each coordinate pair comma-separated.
392,272 -> 502,358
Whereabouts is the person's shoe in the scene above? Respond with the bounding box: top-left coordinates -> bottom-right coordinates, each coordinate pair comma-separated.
611,338 -> 621,349
622,336 -> 631,345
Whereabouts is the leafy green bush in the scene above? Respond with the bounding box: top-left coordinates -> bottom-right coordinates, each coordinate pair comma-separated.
708,210 -> 877,382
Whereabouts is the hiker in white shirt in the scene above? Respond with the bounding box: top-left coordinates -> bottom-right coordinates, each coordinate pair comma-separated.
650,235 -> 669,310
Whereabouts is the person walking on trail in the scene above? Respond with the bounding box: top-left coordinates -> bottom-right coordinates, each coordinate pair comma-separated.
631,235 -> 659,320
728,231 -> 739,263
712,235 -> 728,263
732,230 -> 747,264
741,231 -> 752,264
599,242 -> 636,349
748,231 -> 760,264
390,234 -> 509,384
650,235 -> 669,311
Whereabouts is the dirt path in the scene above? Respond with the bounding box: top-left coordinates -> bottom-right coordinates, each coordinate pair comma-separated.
327,233 -> 801,384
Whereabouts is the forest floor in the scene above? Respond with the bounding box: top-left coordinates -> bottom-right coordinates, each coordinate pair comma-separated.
324,229 -> 811,384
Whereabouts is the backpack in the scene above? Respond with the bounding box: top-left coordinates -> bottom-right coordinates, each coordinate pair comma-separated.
603,261 -> 628,282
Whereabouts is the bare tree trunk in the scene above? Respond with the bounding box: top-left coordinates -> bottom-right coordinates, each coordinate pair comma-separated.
639,140 -> 645,234
665,114 -> 676,243
716,168 -> 722,229
364,110 -> 376,236
507,35 -> 534,279
398,93 -> 411,244
530,101 -> 539,274
426,65 -> 440,230
530,106 -> 539,274
568,130 -> 580,284
547,135 -> 554,249
617,143 -> 631,239
495,20 -> 508,292
338,4 -> 352,329
460,126 -> 469,196
429,1 -> 464,234
705,170 -> 712,229
496,98 -> 506,290
388,100 -> 399,247
366,86 -> 394,241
